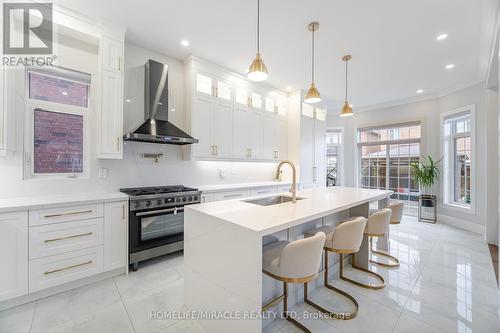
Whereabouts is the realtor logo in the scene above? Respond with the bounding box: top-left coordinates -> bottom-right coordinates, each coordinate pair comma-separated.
3,2 -> 53,54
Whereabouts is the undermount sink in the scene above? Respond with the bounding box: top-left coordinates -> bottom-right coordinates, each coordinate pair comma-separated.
243,195 -> 304,206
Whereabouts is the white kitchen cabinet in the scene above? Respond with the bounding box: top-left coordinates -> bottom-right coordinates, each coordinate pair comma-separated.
191,75 -> 233,159
233,105 -> 262,159
101,37 -> 123,73
0,212 -> 28,302
185,57 -> 288,162
98,35 -> 124,159
103,201 -> 127,271
212,189 -> 250,201
300,104 -> 327,187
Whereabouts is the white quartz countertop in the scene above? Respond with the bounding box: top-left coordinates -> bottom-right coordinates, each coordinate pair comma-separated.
0,192 -> 129,213
187,186 -> 392,235
193,181 -> 292,193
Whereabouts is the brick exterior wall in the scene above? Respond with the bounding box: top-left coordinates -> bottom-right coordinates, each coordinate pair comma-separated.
34,110 -> 83,174
29,72 -> 89,108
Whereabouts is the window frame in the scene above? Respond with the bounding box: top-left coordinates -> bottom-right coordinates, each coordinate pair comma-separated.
23,66 -> 91,180
326,127 -> 344,186
356,120 -> 423,216
440,105 -> 476,212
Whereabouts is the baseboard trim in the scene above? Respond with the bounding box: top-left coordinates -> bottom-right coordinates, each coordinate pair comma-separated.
437,214 -> 485,235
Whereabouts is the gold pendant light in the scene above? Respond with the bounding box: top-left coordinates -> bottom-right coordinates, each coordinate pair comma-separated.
305,22 -> 321,104
247,0 -> 268,81
339,55 -> 353,117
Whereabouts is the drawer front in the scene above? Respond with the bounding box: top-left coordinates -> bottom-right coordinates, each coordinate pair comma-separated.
250,187 -> 276,196
213,190 -> 249,201
29,218 -> 104,259
29,246 -> 103,292
29,204 -> 104,226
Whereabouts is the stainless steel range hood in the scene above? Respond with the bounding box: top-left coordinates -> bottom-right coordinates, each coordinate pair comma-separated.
123,59 -> 198,145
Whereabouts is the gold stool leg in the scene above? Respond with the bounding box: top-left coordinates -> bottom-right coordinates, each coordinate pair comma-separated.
283,282 -> 311,333
312,251 -> 359,320
340,252 -> 386,290
369,236 -> 400,268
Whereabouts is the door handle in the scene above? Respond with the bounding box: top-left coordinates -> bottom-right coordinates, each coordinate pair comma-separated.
135,207 -> 185,217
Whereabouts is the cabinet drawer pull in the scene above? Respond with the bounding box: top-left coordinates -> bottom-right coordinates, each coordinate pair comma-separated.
44,232 -> 93,243
224,194 -> 242,198
44,260 -> 93,275
116,137 -> 120,151
44,210 -> 93,218
214,145 -> 218,156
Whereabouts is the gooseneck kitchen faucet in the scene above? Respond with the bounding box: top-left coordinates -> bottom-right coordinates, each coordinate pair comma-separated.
276,160 -> 297,203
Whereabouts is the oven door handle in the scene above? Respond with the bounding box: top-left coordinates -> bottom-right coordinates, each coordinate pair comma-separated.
135,207 -> 184,217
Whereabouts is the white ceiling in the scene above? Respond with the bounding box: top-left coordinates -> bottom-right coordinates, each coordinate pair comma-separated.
61,0 -> 498,111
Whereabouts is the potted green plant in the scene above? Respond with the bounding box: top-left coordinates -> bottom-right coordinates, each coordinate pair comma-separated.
410,155 -> 440,207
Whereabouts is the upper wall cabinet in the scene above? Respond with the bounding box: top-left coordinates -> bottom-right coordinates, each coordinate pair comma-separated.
191,73 -> 233,159
300,103 -> 326,187
97,35 -> 124,159
185,58 -> 288,162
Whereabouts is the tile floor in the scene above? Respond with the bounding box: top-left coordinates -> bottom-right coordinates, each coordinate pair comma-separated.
1,216 -> 499,333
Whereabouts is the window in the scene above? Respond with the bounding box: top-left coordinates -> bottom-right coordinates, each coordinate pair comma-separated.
25,66 -> 91,178
442,107 -> 474,209
326,129 -> 342,186
358,122 -> 421,215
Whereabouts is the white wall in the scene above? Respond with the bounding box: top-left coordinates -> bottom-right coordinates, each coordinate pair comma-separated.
328,83 -> 492,235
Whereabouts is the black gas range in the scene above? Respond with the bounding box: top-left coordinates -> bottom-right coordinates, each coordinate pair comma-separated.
120,185 -> 202,271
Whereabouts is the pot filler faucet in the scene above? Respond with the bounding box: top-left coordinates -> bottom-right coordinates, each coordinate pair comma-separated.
276,160 -> 297,203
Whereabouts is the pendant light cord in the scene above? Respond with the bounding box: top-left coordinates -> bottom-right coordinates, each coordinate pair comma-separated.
311,28 -> 315,83
257,0 -> 260,53
345,59 -> 348,102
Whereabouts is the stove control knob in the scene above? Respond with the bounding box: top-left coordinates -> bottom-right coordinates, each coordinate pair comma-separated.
194,196 -> 198,201
157,199 -> 162,205
145,200 -> 152,207
182,197 -> 187,202
176,197 -> 181,203
133,202 -> 141,208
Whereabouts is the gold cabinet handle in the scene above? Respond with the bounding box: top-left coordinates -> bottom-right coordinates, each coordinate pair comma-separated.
122,204 -> 125,220
44,260 -> 93,275
215,87 -> 218,98
116,137 -> 120,151
211,145 -> 215,156
247,97 -> 251,107
44,232 -> 93,243
249,148 -> 253,157
214,145 -> 218,156
44,210 -> 93,218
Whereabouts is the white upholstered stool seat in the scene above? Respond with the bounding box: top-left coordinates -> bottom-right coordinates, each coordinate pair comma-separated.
368,208 -> 400,268
303,217 -> 369,319
262,232 -> 326,332
388,201 -> 404,224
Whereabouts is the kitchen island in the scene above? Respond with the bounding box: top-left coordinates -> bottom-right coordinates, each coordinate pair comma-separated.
184,186 -> 392,333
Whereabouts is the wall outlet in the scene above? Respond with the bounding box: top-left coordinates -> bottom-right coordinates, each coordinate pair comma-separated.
219,168 -> 226,178
98,168 -> 108,179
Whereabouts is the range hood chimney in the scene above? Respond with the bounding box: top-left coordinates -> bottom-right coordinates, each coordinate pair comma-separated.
123,59 -> 198,145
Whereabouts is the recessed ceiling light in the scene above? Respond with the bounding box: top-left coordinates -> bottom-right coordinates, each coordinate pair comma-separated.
171,108 -> 176,112
125,99 -> 131,103
61,91 -> 68,96
445,64 -> 455,70
417,89 -> 423,94
181,40 -> 189,47
436,33 -> 448,41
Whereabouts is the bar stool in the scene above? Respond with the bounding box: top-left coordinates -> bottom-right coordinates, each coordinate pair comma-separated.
304,216 -> 368,319
337,210 -> 392,290
262,232 -> 326,332
369,203 -> 402,268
